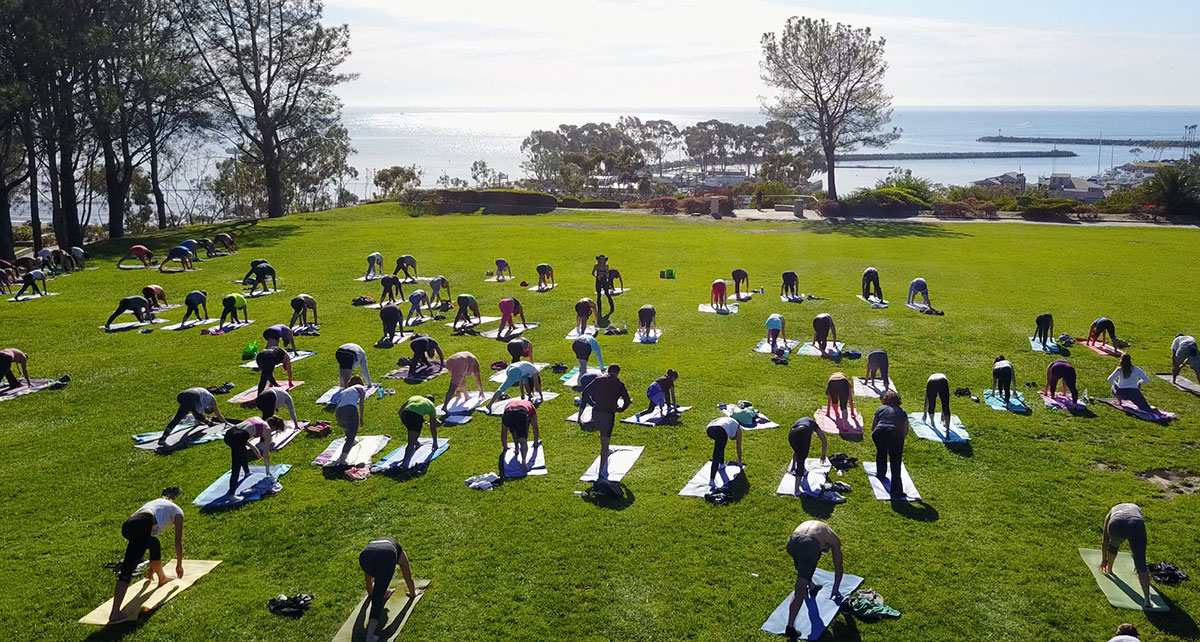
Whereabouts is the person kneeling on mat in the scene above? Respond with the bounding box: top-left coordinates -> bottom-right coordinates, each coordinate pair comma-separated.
872,390 -> 909,496
442,352 -> 484,412
358,537 -> 420,642
1109,353 -> 1154,412
788,418 -> 828,496
1087,317 -> 1119,349
224,416 -> 286,496
706,416 -> 743,486
922,373 -> 951,428
1172,334 -> 1200,384
1100,503 -> 1153,609
638,369 -> 679,420
289,293 -> 318,328
1045,360 -> 1079,406
500,398 -> 540,474
334,376 -> 368,465
992,356 -> 1015,406
1035,313 -> 1055,349
108,489 -> 185,623
105,295 -> 156,330
785,520 -> 844,639
582,364 -> 631,481
399,395 -> 440,464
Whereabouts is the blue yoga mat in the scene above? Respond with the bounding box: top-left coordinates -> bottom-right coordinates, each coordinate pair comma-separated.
373,439 -> 450,472
193,464 -> 291,508
761,568 -> 864,639
983,390 -> 1028,413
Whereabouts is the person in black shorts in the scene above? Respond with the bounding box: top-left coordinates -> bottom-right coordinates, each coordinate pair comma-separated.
255,346 -> 293,395
787,417 -> 828,496
358,537 -> 420,642
781,270 -> 799,299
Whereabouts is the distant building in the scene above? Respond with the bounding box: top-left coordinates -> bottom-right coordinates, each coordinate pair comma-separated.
701,169 -> 747,187
1037,173 -> 1106,203
972,171 -> 1026,192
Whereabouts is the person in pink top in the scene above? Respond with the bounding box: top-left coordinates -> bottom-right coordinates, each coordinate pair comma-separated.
497,297 -> 528,336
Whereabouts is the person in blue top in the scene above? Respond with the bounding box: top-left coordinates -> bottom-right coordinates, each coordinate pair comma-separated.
765,313 -> 787,352
572,334 -> 604,376
159,245 -> 194,272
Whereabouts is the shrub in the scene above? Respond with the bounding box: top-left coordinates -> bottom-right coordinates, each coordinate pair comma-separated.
1095,186 -> 1149,214
844,187 -> 930,214
816,200 -> 847,217
752,180 -> 793,208
423,189 -> 558,215
681,197 -> 706,214
12,225 -> 32,242
648,197 -> 679,214
932,201 -> 970,218
558,197 -> 581,208
1016,196 -> 1077,216
876,168 -> 942,203
578,198 -> 619,209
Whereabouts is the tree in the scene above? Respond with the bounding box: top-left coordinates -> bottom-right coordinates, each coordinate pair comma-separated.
373,165 -> 422,199
178,0 -> 355,218
1129,147 -> 1143,162
760,16 -> 900,200
436,171 -> 468,189
759,152 -> 813,188
1148,140 -> 1171,161
1145,165 -> 1198,216
470,160 -> 495,188
644,119 -> 679,176
0,113 -> 28,261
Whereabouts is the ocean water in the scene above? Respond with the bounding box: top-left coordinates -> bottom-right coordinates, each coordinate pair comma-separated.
341,106 -> 1200,195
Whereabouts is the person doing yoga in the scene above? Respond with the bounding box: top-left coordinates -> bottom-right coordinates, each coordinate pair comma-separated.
781,270 -> 799,299
582,364 -> 631,481
243,261 -> 277,294
429,275 -> 450,305
1088,317 -> 1119,350
1035,313 -> 1055,349
14,269 -> 48,298
710,279 -> 728,311
865,349 -> 889,390
214,233 -> 235,253
160,246 -> 194,272
224,416 -> 286,496
406,289 -> 433,324
357,537 -> 420,642
787,418 -> 829,496
160,387 -> 227,446
922,373 -> 951,428
380,275 -> 403,304
485,361 -> 543,411
824,372 -> 855,421
108,490 -> 185,624
1108,354 -> 1154,412
336,343 -> 373,387
500,398 -> 540,474
497,297 -> 528,336
705,416 -> 744,484
399,395 -> 440,464
1045,360 -> 1079,406
365,252 -> 383,279
572,334 -> 604,375
637,305 -> 658,340
394,255 -> 418,279
379,303 -> 404,344
254,346 -> 294,395
812,313 -> 839,354
638,370 -> 678,419
872,390 -> 910,496
493,258 -> 511,281
535,263 -> 555,290
785,521 -> 844,639
333,376 -> 368,464
141,285 -> 168,308
862,267 -> 882,300
442,352 -> 484,412
765,314 -> 788,352
507,337 -> 532,364
731,268 -> 750,300
0,348 -> 31,389
104,296 -> 155,330
218,293 -> 248,329
118,244 -> 154,268
255,387 -> 300,426
453,294 -> 481,329
1099,502 -> 1154,610
574,298 -> 598,336
1172,334 -> 1200,383
262,323 -> 296,352
992,356 -> 1015,406
289,294 -> 318,327
408,334 -> 445,373
907,277 -> 930,307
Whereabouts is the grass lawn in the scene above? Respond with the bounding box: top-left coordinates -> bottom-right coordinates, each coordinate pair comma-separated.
4,205 -> 1200,641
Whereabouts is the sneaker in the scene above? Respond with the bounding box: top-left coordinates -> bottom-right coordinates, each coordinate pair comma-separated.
819,489 -> 847,504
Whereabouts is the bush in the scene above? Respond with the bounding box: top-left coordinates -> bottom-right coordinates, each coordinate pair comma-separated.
648,197 -> 679,214
752,180 -> 793,208
558,197 -> 581,208
816,200 -> 847,217
1095,186 -> 1149,214
1016,196 -> 1077,216
419,189 -> 558,215
875,168 -> 941,203
681,197 -> 707,214
843,187 -> 930,214
932,201 -> 970,218
578,198 -> 619,209
12,225 -> 32,242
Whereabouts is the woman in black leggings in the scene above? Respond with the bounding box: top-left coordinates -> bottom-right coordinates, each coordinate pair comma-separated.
731,268 -> 750,299
923,373 -> 951,428
861,267 -> 882,300
104,296 -> 155,330
1046,360 -> 1079,405
781,270 -> 799,298
706,416 -> 744,485
592,255 -> 614,315
788,417 -> 828,496
992,356 -> 1015,405
409,335 -> 444,373
379,303 -> 404,344
109,490 -> 185,623
1034,313 -> 1054,349
255,346 -> 294,395
865,349 -> 889,390
358,537 -> 420,641
871,391 -> 909,496
380,275 -> 403,304
1088,317 -> 1118,349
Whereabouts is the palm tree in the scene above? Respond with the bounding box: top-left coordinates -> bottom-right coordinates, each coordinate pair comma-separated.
1145,165 -> 1199,216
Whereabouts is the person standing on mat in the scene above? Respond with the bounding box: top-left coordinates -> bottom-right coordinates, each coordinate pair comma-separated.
922,373 -> 951,428
765,313 -> 788,352
394,254 -> 418,279
333,376 -> 368,464
485,360 -> 545,411
364,252 -> 383,279
379,303 -> 405,345
788,418 -> 829,496
104,295 -> 156,330
117,244 -> 154,268
1171,334 -> 1200,384
454,293 -> 482,329
224,415 -> 286,495
493,258 -> 511,281
507,337 -> 533,364
1108,354 -> 1154,412
574,298 -> 598,336
865,349 -> 889,391
872,390 -> 910,496
638,369 -> 679,419
408,334 -> 445,374
141,285 -> 168,309
710,279 -> 728,311
572,334 -> 604,376
358,537 -> 420,642
535,263 -> 555,290
705,416 -> 744,485
731,268 -> 750,300
14,268 -> 48,299
442,352 -> 484,412
159,245 -> 194,272
289,293 -> 318,328
992,356 -> 1015,406
429,275 -> 450,307
811,313 -> 838,355
336,343 -> 373,388
824,372 -> 855,424
637,304 -> 658,340
1087,317 -> 1119,350
0,348 -> 31,389
108,490 -> 185,624
1100,503 -> 1153,610
399,395 -> 440,464
785,520 -> 844,637
500,398 -> 540,474
1045,360 -> 1079,406
861,267 -> 882,300
592,255 -> 614,315
214,233 -> 235,253
781,270 -> 799,299
497,297 -> 528,337
254,346 -> 294,395
379,274 -> 403,304
907,277 -> 930,307
1035,313 -> 1055,349
160,387 -> 227,446
243,261 -> 277,294
583,364 -> 631,481
218,293 -> 249,329
255,387 -> 300,427
262,323 -> 297,352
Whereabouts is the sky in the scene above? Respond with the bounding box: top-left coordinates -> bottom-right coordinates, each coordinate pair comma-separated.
324,0 -> 1200,109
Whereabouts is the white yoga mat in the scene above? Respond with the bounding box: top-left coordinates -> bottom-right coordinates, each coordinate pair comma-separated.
908,413 -> 969,442
100,318 -> 171,332
760,569 -> 865,639
721,405 -> 779,430
124,304 -> 181,314
679,461 -> 744,497
565,326 -> 599,340
503,441 -> 547,477
239,350 -> 317,369
8,292 -> 59,302
905,301 -> 930,312
621,405 -> 691,426
215,319 -> 256,332
480,323 -> 538,339
780,295 -> 805,303
853,377 -> 896,398
484,276 -> 514,282
697,303 -> 738,314
435,391 -> 487,416
354,275 -> 383,282
857,294 -> 888,308
862,461 -> 921,501
753,338 -> 800,354
796,341 -> 844,357
632,329 -> 663,344
443,315 -> 501,328
312,434 -> 391,467
527,283 -> 556,292
562,367 -> 604,388
1029,337 -> 1060,353
314,384 -> 381,405
161,318 -> 220,331
609,287 -> 630,295
580,445 -> 643,482
566,406 -> 593,424
484,392 -> 559,415
489,363 -> 548,383
775,459 -> 831,498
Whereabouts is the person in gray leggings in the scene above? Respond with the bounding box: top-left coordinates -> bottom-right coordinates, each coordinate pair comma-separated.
358,536 -> 420,642
1100,503 -> 1152,609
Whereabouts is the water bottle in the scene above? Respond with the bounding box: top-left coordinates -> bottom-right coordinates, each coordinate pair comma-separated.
377,387 -> 384,400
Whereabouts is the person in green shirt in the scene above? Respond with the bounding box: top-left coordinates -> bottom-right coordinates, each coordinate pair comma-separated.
399,395 -> 440,466
219,293 -> 249,329
454,294 -> 482,329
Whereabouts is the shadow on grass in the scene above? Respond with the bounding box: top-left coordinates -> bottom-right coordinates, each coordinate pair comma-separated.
1148,595 -> 1200,639
946,440 -> 973,458
799,495 -> 835,519
806,219 -> 971,239
583,483 -> 635,511
86,221 -> 304,261
83,615 -> 151,642
891,500 -> 939,522
827,611 -> 864,642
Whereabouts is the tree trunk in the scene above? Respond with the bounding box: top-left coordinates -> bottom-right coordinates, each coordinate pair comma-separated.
264,152 -> 285,219
21,119 -> 42,252
0,186 -> 14,261
149,132 -> 167,229
58,135 -> 84,247
102,142 -> 125,238
824,146 -> 838,201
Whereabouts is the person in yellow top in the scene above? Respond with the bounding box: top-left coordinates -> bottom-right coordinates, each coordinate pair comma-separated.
219,293 -> 249,329
399,395 -> 440,466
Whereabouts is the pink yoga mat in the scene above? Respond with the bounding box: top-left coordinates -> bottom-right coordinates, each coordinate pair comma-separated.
1075,338 -> 1123,357
814,407 -> 864,434
1038,390 -> 1082,410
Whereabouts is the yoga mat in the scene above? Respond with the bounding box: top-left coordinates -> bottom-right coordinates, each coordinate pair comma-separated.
1156,373 -> 1200,395
193,464 -> 291,508
775,459 -> 831,498
79,559 -> 222,625
856,294 -> 888,308
814,407 -> 863,435
1098,398 -> 1175,422
780,295 -> 805,303
161,318 -> 219,331
435,392 -> 487,416
375,335 -> 411,348
489,362 -> 548,383
1029,337 -> 1060,353
609,287 -> 630,295
353,275 -> 383,282
0,379 -> 56,403
443,316 -> 501,328
123,304 -> 181,314
621,405 -> 691,426
8,291 -> 59,302
905,301 -> 930,312
1079,548 -> 1169,612
561,367 -> 603,388
484,392 -> 559,416
484,276 -> 513,282
731,292 -> 753,302
527,283 -> 556,292
862,461 -> 921,501
228,381 -> 304,405
372,438 -> 449,472
853,377 -> 896,398
566,406 -> 593,424
480,323 -> 538,339
565,326 -> 599,340
1077,339 -> 1123,357
117,264 -> 152,270
250,420 -> 306,451
442,414 -> 473,425
214,319 -> 256,333
753,338 -> 801,354
760,569 -> 865,639
721,405 -> 779,430
100,318 -> 171,332
679,461 -> 744,497
983,389 -> 1029,412
133,421 -> 227,451
632,329 -> 663,344
796,341 -> 844,358
238,350 -> 317,369
384,362 -> 447,383
697,303 -> 738,314
580,445 -> 643,482
244,289 -> 284,298
315,384 -> 381,405
502,441 -> 547,477
908,413 -> 969,442
332,578 -> 431,642
313,434 -> 391,467
1039,390 -> 1085,410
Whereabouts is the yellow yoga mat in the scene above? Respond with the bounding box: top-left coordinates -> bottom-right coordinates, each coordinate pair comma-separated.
79,559 -> 222,625
1078,548 -> 1168,612
333,578 -> 430,642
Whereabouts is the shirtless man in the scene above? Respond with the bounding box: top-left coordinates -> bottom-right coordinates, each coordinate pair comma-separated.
785,520 -> 845,639
581,364 -> 631,480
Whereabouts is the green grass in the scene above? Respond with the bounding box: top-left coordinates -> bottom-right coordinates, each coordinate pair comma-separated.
4,205 -> 1200,641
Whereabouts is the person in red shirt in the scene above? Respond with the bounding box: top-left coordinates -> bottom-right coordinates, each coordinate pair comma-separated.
118,245 -> 155,267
